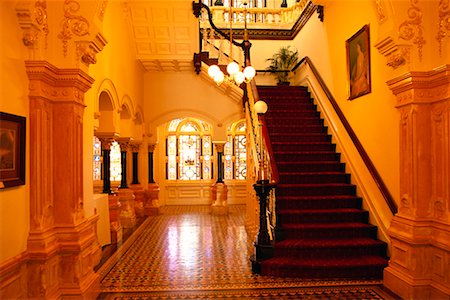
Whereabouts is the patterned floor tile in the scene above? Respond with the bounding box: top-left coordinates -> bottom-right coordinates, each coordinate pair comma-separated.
98,206 -> 395,299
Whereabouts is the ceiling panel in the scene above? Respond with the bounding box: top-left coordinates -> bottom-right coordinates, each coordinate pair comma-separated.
125,0 -> 199,72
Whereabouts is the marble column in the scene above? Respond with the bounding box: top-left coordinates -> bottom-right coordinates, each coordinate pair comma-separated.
211,142 -> 228,215
383,66 -> 450,299
145,143 -> 160,215
129,143 -> 145,218
99,137 -> 123,243
25,61 -> 101,299
99,138 -> 114,194
116,139 -> 136,228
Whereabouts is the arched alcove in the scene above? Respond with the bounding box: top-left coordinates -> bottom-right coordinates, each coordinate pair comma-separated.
97,91 -> 117,133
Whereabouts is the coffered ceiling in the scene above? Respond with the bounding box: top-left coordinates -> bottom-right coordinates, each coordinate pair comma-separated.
124,0 -> 199,72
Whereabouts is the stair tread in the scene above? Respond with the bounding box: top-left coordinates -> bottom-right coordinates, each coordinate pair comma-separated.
275,238 -> 386,248
277,195 -> 361,200
277,161 -> 340,164
275,151 -> 337,154
278,208 -> 366,214
283,222 -> 374,229
278,183 -> 355,187
263,255 -> 388,267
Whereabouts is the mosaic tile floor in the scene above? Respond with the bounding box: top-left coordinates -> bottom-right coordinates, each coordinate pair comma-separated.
97,206 -> 398,299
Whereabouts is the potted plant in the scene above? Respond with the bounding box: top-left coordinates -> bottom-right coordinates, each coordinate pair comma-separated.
266,46 -> 299,85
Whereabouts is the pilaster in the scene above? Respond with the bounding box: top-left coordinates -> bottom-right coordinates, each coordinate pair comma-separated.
25,61 -> 101,299
384,65 -> 450,299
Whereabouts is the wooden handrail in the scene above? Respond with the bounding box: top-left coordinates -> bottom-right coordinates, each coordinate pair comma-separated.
260,115 -> 279,184
248,78 -> 279,185
293,57 -> 397,214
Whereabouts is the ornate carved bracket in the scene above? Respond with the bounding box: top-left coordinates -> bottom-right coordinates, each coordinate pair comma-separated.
375,36 -> 411,70
16,0 -> 49,50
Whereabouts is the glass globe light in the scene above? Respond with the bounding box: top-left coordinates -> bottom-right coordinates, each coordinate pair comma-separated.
208,65 -> 220,78
243,66 -> 256,80
213,71 -> 224,84
254,100 -> 268,115
227,61 -> 239,75
234,72 -> 245,85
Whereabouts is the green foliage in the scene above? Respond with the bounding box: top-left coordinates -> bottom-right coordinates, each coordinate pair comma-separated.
265,46 -> 299,84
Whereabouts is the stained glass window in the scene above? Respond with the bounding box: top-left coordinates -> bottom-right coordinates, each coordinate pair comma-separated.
93,136 -> 102,180
167,136 -> 177,180
225,120 -> 247,180
224,136 -> 233,180
166,118 -> 212,180
110,141 -> 122,182
179,135 -> 201,180
234,135 -> 247,179
203,135 -> 212,180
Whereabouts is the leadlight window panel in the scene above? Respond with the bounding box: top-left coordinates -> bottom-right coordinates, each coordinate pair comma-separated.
93,136 -> 102,180
234,134 -> 247,179
236,122 -> 246,132
203,135 -> 212,180
167,135 -> 177,180
179,135 -> 201,180
168,118 -> 182,132
110,141 -> 122,182
180,121 -> 199,132
224,136 -> 233,180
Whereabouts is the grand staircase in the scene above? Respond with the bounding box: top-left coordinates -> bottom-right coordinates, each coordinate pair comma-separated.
257,85 -> 389,279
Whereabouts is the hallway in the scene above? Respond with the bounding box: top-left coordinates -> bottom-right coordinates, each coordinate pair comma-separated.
97,206 -> 396,299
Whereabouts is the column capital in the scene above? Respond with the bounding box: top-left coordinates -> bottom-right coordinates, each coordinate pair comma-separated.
117,138 -> 132,151
148,143 -> 157,152
387,65 -> 450,107
98,137 -> 115,151
213,141 -> 227,153
25,61 -> 94,106
130,142 -> 141,152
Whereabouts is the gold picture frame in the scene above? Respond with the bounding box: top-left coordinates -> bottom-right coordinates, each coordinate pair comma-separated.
0,112 -> 26,189
346,24 -> 371,100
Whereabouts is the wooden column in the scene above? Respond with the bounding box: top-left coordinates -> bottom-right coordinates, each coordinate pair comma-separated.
26,61 -> 100,299
384,65 -> 450,299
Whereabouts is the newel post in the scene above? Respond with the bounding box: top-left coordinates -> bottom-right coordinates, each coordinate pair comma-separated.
251,180 -> 275,273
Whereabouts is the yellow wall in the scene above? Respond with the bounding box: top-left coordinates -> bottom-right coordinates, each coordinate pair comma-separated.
0,2 -> 30,262
144,72 -> 244,141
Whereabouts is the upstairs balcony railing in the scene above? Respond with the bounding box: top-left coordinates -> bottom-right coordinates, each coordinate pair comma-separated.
205,0 -> 311,30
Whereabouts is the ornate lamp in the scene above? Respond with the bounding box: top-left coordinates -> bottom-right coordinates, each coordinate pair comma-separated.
207,2 -> 256,86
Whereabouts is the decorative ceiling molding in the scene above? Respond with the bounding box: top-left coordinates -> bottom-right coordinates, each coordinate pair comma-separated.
139,58 -> 194,72
125,1 -> 198,69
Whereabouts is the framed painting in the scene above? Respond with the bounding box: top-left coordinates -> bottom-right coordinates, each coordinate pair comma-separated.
0,112 -> 26,189
346,24 -> 371,100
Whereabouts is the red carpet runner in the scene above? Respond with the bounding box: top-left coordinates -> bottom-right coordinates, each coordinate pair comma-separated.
257,85 -> 388,279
